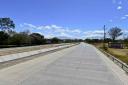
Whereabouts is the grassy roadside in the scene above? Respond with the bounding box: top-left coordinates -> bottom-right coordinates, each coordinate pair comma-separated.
94,43 -> 128,65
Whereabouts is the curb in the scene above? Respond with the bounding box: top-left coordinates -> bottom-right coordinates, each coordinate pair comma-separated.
0,44 -> 76,63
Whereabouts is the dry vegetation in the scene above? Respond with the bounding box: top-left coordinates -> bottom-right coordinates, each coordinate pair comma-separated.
106,48 -> 128,64
94,43 -> 128,64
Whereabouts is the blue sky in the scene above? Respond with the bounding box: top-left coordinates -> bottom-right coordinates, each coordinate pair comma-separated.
0,0 -> 128,39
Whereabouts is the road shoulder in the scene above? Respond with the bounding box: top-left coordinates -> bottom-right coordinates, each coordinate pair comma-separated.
92,45 -> 128,85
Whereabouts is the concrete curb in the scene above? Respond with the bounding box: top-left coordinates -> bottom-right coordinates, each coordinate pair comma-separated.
0,44 -> 75,63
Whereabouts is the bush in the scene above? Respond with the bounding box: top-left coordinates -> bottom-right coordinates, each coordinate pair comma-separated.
9,33 -> 31,46
125,43 -> 128,48
51,37 -> 62,44
30,33 -> 45,45
0,31 -> 10,45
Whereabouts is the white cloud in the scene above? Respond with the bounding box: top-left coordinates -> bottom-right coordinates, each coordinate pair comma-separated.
60,32 -> 73,38
84,30 -> 104,35
117,6 -> 122,10
121,17 -> 127,20
23,23 -> 36,28
19,23 -> 82,39
20,23 -> 128,39
83,30 -> 104,39
120,14 -> 128,20
30,24 -> 81,34
123,30 -> 128,33
44,34 -> 55,38
37,26 -> 52,30
125,14 -> 128,17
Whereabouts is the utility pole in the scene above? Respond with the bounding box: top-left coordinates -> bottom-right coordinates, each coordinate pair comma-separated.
103,25 -> 106,49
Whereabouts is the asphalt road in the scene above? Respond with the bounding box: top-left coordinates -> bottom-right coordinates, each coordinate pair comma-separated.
0,43 -> 123,85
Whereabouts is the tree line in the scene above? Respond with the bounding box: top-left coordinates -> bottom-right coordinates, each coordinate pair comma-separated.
0,18 -> 81,48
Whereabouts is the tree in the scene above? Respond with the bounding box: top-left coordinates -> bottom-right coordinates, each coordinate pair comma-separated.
0,31 -> 10,45
108,27 -> 123,41
51,37 -> 62,44
64,39 -> 74,43
85,38 -> 102,43
0,18 -> 15,31
124,34 -> 128,48
7,30 -> 16,37
9,32 -> 31,46
30,33 -> 44,45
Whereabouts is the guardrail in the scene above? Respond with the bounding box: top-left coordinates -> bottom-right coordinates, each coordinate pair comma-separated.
99,49 -> 128,73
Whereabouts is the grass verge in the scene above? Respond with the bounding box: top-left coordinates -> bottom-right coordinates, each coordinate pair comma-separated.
100,46 -> 128,65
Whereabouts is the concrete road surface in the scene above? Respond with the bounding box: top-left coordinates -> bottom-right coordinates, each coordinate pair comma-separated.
0,43 -> 124,85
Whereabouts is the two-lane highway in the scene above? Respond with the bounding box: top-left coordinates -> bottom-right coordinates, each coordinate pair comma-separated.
0,43 -> 124,85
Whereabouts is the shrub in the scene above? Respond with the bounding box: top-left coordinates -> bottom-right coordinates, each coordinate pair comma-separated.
0,31 -> 10,45
9,33 -> 31,46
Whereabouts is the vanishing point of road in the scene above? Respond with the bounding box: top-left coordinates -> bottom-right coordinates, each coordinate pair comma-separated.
0,43 -> 127,85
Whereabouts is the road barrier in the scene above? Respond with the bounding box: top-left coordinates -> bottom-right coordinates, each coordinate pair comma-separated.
99,49 -> 128,73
